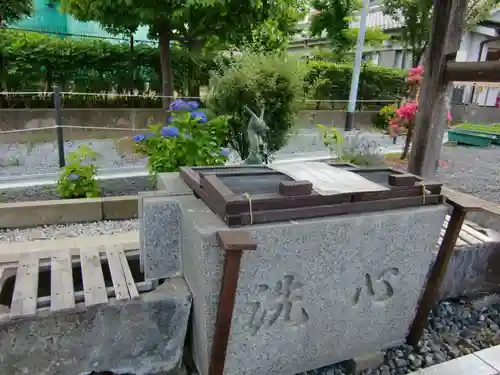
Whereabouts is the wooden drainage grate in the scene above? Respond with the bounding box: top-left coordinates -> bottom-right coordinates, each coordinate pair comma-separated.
0,244 -> 153,320
438,215 -> 497,247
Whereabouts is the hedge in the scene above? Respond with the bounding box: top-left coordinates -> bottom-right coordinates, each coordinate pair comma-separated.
0,29 -> 215,107
0,30 -> 407,109
304,60 -> 407,105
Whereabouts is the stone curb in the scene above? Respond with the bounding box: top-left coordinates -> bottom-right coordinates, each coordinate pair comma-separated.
0,195 -> 138,229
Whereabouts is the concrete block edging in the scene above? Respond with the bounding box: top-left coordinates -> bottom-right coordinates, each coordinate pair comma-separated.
0,195 -> 138,229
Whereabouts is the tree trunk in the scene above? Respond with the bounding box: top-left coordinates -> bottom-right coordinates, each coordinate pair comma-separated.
187,41 -> 202,99
408,0 -> 467,179
402,125 -> 413,159
158,26 -> 174,109
129,34 -> 135,92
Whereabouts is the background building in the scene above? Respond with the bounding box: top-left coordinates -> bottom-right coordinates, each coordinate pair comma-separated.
10,0 -> 150,42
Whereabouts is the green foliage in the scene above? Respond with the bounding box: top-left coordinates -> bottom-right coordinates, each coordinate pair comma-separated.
383,0 -> 500,67
57,145 -> 100,199
373,103 -> 398,130
0,29 -> 215,98
305,60 -> 406,103
133,100 -> 229,175
208,51 -> 306,160
309,0 -> 388,61
60,0 -> 307,102
455,123 -> 500,134
0,0 -> 32,24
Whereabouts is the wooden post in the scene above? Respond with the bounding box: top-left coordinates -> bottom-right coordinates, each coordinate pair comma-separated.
407,0 -> 468,179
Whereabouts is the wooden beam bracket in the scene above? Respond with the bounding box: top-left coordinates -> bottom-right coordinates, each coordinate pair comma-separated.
208,230 -> 257,375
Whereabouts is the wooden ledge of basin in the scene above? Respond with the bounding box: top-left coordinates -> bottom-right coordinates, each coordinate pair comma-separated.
216,230 -> 257,252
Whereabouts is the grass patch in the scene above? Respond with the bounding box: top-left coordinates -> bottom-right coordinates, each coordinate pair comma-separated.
454,123 -> 500,134
384,152 -> 408,169
384,152 -> 407,163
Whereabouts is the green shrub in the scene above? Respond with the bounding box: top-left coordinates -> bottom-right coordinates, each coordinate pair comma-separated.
132,99 -> 229,175
57,145 -> 100,199
373,103 -> 398,130
305,61 -> 406,107
208,51 -> 306,160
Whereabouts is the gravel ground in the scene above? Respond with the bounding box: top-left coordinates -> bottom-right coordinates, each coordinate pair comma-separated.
436,145 -> 500,203
0,139 -> 147,177
305,295 -> 500,375
0,219 -> 139,244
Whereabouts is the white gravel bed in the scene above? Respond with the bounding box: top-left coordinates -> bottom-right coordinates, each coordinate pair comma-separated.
0,130 -> 401,177
0,219 -> 139,244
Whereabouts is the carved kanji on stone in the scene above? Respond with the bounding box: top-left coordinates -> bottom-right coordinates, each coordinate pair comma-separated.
247,274 -> 309,335
352,267 -> 400,306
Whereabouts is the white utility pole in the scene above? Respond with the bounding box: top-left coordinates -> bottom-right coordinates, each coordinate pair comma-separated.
345,0 -> 370,131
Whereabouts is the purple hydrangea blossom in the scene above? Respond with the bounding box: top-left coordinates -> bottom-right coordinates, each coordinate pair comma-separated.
191,111 -> 207,123
161,126 -> 180,137
220,147 -> 230,158
187,101 -> 200,110
169,99 -> 192,111
132,134 -> 145,142
67,173 -> 80,181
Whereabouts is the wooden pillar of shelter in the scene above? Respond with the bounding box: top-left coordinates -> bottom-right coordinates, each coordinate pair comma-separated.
407,0 -> 500,179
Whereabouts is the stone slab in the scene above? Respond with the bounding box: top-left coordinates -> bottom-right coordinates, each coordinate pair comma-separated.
156,172 -> 193,195
439,240 -> 500,299
345,351 -> 386,375
475,345 -> 500,371
408,353 -> 498,375
139,194 -> 182,280
0,277 -> 192,375
178,196 -> 447,375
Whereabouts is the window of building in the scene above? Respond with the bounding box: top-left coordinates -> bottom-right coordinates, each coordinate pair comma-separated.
394,50 -> 403,68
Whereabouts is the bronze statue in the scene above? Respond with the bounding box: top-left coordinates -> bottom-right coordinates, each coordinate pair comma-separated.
243,105 -> 269,164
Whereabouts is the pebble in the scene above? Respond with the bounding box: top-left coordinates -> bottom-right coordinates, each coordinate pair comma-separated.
308,297 -> 500,375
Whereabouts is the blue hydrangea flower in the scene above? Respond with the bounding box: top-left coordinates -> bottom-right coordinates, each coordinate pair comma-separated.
187,101 -> 199,110
191,111 -> 207,123
183,133 -> 193,139
169,99 -> 192,111
161,126 -> 180,137
220,147 -> 230,158
132,134 -> 145,142
67,173 -> 80,181
145,132 -> 154,139
165,116 -> 173,125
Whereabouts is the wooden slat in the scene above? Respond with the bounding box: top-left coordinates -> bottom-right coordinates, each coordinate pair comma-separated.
439,229 -> 467,246
443,220 -> 482,245
80,247 -> 108,307
445,215 -> 493,243
11,255 -> 39,318
105,245 -> 130,300
118,248 -> 139,299
50,252 -> 75,312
